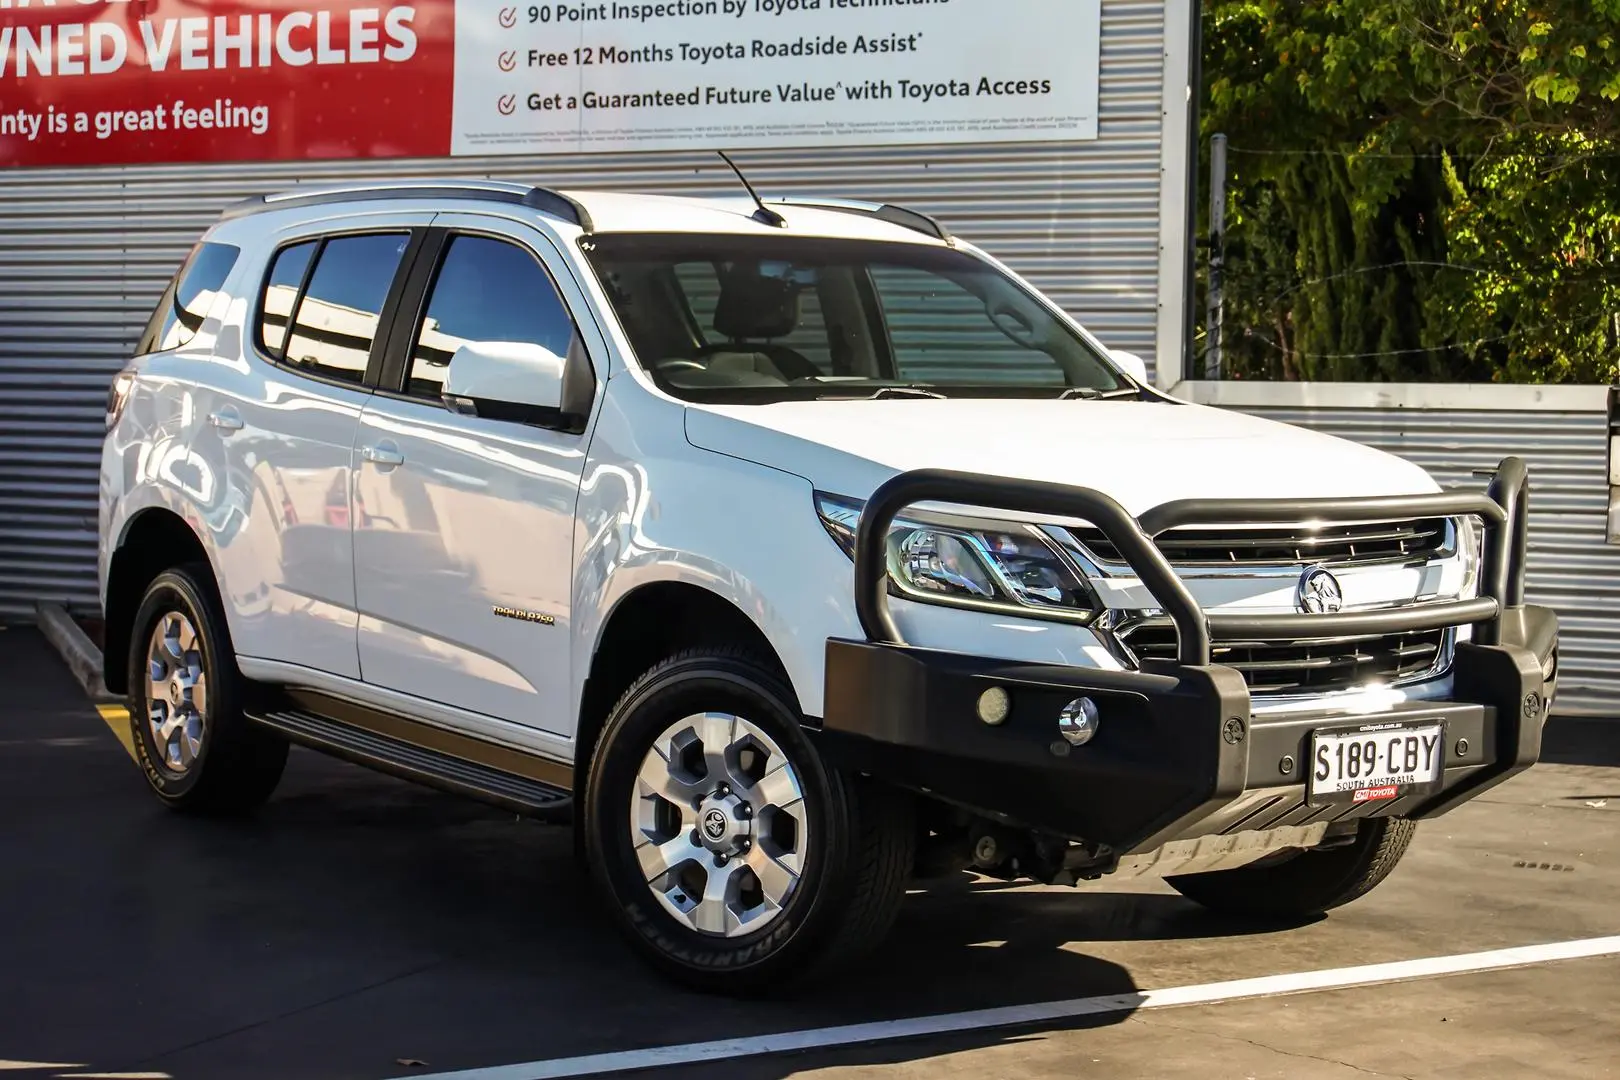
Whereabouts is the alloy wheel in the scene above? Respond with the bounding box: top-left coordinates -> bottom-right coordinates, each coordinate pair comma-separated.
631,711 -> 810,938
144,611 -> 208,773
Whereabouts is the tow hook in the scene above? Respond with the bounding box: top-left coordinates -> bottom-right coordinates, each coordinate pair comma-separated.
971,831 -> 1007,871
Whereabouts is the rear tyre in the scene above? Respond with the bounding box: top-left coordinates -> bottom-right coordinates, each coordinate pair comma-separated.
1166,817 -> 1416,919
127,564 -> 288,814
583,647 -> 914,995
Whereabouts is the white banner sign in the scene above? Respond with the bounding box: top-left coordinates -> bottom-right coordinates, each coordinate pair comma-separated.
452,0 -> 1103,155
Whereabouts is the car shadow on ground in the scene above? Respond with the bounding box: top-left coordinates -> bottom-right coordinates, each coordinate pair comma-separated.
257,760 -> 1305,1080
1,737 -> 1314,1080
0,629 -> 1311,1079
257,758 -> 1274,1009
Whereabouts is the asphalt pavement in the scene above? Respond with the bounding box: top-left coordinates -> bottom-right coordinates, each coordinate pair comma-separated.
1,625 -> 1616,1080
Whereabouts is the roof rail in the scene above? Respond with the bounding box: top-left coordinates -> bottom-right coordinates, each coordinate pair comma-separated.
219,180 -> 594,231
767,196 -> 951,241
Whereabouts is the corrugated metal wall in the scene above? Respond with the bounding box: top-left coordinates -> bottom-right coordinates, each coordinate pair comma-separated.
1238,405 -> 1619,717
0,0 -> 1169,622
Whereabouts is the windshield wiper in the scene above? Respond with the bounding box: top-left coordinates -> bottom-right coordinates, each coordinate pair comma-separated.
1058,386 -> 1149,401
864,386 -> 947,400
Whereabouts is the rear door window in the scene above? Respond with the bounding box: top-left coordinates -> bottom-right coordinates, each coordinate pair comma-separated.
273,233 -> 410,385
136,241 -> 240,354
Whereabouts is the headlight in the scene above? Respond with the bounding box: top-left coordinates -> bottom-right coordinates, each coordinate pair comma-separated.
816,492 -> 1101,623
1457,514 -> 1484,599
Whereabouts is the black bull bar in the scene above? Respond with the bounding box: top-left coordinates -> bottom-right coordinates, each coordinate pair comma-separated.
853,458 -> 1530,658
816,457 -> 1555,856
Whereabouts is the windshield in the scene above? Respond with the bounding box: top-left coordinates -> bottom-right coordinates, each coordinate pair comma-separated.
579,234 -> 1132,403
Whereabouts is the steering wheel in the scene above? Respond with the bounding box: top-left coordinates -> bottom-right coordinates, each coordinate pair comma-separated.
692,341 -> 823,382
656,358 -> 708,373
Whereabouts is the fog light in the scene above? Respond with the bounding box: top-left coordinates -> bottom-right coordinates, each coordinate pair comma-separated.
976,686 -> 1011,726
1058,697 -> 1100,746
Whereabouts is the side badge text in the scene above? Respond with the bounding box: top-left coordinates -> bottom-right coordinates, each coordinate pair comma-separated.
493,605 -> 556,626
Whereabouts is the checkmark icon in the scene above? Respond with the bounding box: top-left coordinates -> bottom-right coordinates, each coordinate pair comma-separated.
497,94 -> 517,116
498,7 -> 517,27
498,50 -> 517,71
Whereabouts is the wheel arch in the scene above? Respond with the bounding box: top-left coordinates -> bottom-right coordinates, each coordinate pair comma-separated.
103,507 -> 215,695
573,580 -> 794,798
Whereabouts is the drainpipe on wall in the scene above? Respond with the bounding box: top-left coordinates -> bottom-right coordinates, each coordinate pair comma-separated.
1608,386 -> 1620,544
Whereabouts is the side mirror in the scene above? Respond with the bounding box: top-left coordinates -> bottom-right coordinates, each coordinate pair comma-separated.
442,340 -> 566,425
1109,349 -> 1150,385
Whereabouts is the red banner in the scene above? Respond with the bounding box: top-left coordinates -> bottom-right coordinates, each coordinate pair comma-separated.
3,1 -> 1105,168
0,0 -> 454,166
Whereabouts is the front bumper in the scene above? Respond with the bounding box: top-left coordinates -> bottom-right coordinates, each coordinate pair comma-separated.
820,617 -> 1553,856
815,459 -> 1556,858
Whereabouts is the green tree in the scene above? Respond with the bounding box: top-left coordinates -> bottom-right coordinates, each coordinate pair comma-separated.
1202,0 -> 1620,383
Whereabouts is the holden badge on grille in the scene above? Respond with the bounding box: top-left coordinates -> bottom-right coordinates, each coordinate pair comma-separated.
1297,566 -> 1345,614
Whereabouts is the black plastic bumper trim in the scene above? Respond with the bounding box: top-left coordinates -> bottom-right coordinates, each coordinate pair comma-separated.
819,610 -> 1554,856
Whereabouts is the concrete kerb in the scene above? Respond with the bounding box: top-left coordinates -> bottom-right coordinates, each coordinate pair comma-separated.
35,601 -> 121,705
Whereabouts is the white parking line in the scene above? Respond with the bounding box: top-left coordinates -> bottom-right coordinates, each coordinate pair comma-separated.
401,934 -> 1620,1080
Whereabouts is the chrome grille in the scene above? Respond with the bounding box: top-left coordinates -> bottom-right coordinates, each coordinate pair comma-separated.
1117,624 -> 1451,696
1069,519 -> 1452,569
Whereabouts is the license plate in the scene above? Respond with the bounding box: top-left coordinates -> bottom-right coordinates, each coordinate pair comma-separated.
1307,721 -> 1445,806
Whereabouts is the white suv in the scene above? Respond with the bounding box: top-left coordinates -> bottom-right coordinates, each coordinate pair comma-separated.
100,179 -> 1558,993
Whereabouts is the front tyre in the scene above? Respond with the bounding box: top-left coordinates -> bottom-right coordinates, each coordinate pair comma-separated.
127,564 -> 288,814
583,649 -> 914,995
1166,817 -> 1416,919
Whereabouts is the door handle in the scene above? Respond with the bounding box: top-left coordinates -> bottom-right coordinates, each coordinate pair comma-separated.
208,406 -> 244,432
360,442 -> 405,468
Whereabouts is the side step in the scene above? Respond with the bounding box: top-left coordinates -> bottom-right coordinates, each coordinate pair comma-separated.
249,706 -> 573,820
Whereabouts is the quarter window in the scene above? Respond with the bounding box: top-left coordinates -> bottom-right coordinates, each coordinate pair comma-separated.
406,235 -> 579,400
266,233 -> 410,385
136,241 -> 240,354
